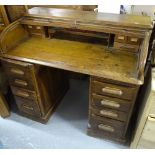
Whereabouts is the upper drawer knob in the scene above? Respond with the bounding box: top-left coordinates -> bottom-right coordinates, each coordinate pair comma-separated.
117,36 -> 125,40
36,26 -> 41,30
28,25 -> 33,29
130,37 -> 138,42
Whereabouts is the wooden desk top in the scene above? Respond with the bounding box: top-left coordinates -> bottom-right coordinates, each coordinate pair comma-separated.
3,37 -> 140,85
26,7 -> 152,30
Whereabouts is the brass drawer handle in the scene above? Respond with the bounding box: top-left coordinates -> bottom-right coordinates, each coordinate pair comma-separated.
23,105 -> 34,110
98,124 -> 114,132
14,79 -> 28,86
15,91 -> 30,98
100,110 -> 118,118
101,99 -> 120,108
117,36 -> 125,40
130,38 -> 138,42
28,25 -> 33,29
10,68 -> 24,75
102,87 -> 123,96
36,26 -> 41,30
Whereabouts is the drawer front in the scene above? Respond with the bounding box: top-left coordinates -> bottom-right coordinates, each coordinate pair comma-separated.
27,25 -> 44,36
115,35 -> 140,45
2,59 -> 35,90
88,114 -> 125,137
15,96 -> 41,117
11,86 -> 37,100
92,80 -> 136,100
90,107 -> 127,122
91,94 -> 131,112
115,34 -> 127,43
9,77 -> 35,90
114,42 -> 139,52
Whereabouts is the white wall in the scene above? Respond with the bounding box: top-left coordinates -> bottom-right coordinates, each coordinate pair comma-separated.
125,5 -> 155,20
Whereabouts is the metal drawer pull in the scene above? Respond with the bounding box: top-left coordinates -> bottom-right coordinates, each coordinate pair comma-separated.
101,99 -> 120,108
100,110 -> 118,118
15,91 -> 29,98
23,105 -> 34,110
10,68 -> 24,75
28,25 -> 33,28
14,79 -> 28,86
98,124 -> 114,132
118,36 -> 125,40
102,87 -> 123,96
36,26 -> 41,29
130,38 -> 138,42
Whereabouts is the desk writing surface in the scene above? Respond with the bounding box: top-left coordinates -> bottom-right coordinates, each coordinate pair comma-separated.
4,37 -> 139,85
26,7 -> 152,29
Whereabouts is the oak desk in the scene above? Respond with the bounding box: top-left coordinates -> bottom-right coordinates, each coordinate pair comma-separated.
0,7 -> 152,143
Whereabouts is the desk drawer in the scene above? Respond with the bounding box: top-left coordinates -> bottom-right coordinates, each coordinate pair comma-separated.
114,42 -> 139,52
2,59 -> 36,90
91,94 -> 131,112
27,25 -> 45,36
127,37 -> 141,45
90,107 -> 127,122
15,96 -> 41,117
92,80 -> 136,100
115,34 -> 127,43
9,77 -> 35,90
88,114 -> 125,137
115,35 -> 141,45
2,59 -> 33,75
11,86 -> 37,101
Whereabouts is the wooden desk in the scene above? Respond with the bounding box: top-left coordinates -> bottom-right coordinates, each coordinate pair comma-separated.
0,7 -> 152,144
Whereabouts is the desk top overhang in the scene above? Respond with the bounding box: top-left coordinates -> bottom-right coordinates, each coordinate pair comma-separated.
23,7 -> 152,30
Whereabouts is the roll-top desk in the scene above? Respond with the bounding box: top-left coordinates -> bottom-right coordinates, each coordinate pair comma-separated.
0,7 -> 152,144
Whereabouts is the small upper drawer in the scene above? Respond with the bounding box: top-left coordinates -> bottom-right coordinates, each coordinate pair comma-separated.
115,34 -> 127,43
114,42 -> 139,52
127,37 -> 141,45
90,107 -> 128,122
91,94 -> 131,112
91,80 -> 137,100
11,86 -> 37,101
27,25 -> 44,35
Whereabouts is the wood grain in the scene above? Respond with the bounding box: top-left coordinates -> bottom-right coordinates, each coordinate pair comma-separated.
2,37 -> 140,85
